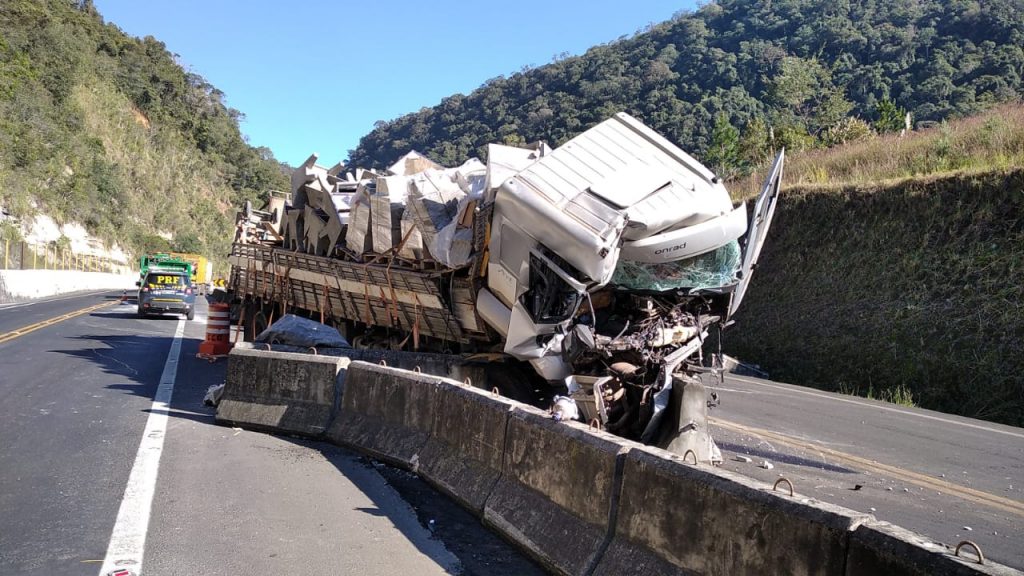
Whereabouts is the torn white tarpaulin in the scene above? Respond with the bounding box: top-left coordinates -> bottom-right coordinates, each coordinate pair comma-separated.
454,157 -> 487,196
406,169 -> 470,267
388,150 -> 442,177
484,142 -> 549,201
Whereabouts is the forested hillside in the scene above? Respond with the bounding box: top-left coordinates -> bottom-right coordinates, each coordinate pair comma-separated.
348,0 -> 1024,174
0,0 -> 288,257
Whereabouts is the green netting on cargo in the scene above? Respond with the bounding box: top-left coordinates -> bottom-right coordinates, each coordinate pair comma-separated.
611,240 -> 741,291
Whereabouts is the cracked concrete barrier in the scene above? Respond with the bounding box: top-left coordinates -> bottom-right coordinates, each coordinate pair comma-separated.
593,445 -> 871,576
215,347 -> 346,438
482,406 -> 631,576
846,521 -> 1022,576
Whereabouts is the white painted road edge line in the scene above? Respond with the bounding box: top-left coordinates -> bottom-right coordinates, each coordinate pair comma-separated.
99,318 -> 185,576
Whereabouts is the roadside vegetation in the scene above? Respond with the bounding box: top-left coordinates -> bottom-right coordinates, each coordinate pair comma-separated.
0,0 -> 288,259
723,108 -> 1024,426
349,0 -> 1024,170
731,104 -> 1024,200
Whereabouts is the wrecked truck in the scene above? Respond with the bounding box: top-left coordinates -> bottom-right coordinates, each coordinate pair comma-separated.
227,112 -> 784,462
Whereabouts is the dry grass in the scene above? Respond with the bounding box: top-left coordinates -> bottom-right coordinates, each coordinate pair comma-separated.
730,103 -> 1024,200
721,105 -> 1024,426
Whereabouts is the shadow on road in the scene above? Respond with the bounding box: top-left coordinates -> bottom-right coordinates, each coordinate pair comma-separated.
717,440 -> 857,474
51,323 -> 505,575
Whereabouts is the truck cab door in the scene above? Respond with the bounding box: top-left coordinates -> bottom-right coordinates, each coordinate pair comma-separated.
503,250 -> 588,379
728,150 -> 785,320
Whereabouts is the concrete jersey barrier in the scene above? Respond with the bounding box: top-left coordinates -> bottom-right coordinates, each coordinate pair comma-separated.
846,520 -> 1020,576
215,347 -> 346,437
216,349 -> 1023,576
328,360 -> 518,516
593,445 -> 871,576
327,361 -> 443,468
417,382 -> 517,514
483,406 -> 632,576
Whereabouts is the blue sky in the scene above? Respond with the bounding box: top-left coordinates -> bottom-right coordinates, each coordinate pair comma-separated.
92,1 -> 695,166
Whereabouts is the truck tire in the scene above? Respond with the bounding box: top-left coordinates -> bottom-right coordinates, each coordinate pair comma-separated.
186,307 -> 195,321
137,307 -> 146,318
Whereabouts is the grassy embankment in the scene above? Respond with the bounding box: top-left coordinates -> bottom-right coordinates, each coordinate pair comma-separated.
0,0 -> 288,261
724,104 -> 1024,426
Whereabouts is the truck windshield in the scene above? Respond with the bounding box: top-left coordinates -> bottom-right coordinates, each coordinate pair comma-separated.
611,240 -> 741,292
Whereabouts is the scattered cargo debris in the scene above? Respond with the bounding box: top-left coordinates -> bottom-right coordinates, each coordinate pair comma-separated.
204,384 -> 225,407
550,396 -> 580,422
227,113 -> 785,459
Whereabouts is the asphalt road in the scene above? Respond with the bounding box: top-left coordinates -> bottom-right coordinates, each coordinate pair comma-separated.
3,290 -> 1021,572
0,292 -> 543,576
709,372 -> 1024,568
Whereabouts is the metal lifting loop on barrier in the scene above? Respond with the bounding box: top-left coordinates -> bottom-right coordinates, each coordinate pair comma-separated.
954,541 -> 985,565
491,387 -> 500,396
414,366 -> 421,373
682,450 -> 698,466
308,347 -> 318,355
589,418 -> 602,431
263,343 -> 272,351
463,377 -> 472,386
379,360 -> 387,367
773,477 -> 795,497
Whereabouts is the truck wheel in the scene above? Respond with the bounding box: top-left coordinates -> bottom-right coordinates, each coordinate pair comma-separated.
137,307 -> 146,318
186,308 -> 195,321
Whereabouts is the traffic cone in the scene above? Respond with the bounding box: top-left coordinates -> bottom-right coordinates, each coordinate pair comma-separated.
197,303 -> 233,361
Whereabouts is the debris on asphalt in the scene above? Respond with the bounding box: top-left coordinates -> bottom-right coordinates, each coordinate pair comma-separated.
963,526 -> 973,531
760,460 -> 774,470
204,383 -> 225,407
735,455 -> 753,463
852,484 -> 863,491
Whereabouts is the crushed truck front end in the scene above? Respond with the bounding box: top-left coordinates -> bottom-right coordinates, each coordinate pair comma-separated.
225,112 -> 783,460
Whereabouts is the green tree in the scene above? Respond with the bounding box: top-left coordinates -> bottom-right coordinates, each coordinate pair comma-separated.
738,116 -> 771,168
821,117 -> 875,147
875,99 -> 908,133
704,113 -> 740,178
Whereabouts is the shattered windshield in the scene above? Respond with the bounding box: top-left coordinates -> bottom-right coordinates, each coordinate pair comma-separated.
611,240 -> 741,292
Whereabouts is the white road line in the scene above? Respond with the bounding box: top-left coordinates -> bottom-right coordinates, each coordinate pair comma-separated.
98,318 -> 185,576
725,373 -> 1024,440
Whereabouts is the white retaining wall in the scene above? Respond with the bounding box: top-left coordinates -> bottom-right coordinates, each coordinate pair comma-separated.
0,270 -> 136,303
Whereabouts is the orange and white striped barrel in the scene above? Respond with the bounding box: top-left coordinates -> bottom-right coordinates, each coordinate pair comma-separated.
198,303 -> 232,358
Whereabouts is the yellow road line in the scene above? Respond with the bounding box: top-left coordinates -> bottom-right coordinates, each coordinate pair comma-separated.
0,301 -> 113,345
710,417 -> 1024,518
